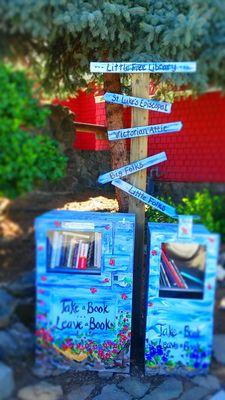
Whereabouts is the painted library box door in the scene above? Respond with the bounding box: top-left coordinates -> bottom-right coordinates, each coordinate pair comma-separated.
145,223 -> 219,376
36,286 -> 132,373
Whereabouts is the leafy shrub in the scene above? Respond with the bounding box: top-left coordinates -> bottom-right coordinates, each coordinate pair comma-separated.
0,63 -> 67,198
146,190 -> 225,242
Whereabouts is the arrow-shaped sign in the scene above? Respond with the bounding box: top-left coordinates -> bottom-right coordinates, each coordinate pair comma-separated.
104,92 -> 171,114
112,179 -> 177,218
98,152 -> 167,184
108,121 -> 183,141
90,62 -> 197,74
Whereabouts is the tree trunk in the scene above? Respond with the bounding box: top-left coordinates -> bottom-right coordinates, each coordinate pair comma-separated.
103,73 -> 129,212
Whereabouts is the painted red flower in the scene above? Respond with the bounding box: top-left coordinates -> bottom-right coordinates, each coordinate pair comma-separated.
62,338 -> 73,350
90,287 -> 97,294
109,258 -> 115,266
38,245 -> 44,251
41,275 -> 47,282
37,289 -> 45,294
208,237 -> 215,243
148,302 -> 153,307
207,284 -> 212,290
121,293 -> 128,300
105,225 -> 111,230
54,220 -> 61,227
102,278 -> 110,283
182,227 -> 188,234
151,250 -> 157,256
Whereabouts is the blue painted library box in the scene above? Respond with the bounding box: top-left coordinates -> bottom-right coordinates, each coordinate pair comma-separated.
145,222 -> 219,376
35,210 -> 135,373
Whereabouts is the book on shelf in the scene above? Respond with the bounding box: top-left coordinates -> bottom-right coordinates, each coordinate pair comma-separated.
160,247 -> 203,291
47,230 -> 102,272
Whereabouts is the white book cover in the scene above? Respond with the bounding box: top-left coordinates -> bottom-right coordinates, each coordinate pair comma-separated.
50,231 -> 60,269
94,232 -> 102,268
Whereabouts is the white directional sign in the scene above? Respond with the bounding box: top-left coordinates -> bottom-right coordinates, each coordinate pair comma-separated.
98,152 -> 167,184
108,121 -> 183,141
112,179 -> 177,218
90,62 -> 197,74
104,92 -> 171,114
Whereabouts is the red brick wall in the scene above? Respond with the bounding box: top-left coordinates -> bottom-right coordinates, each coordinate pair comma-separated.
147,92 -> 225,183
55,91 -> 225,183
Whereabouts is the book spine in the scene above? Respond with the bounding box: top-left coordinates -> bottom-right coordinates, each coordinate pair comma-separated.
161,259 -> 178,287
87,241 -> 94,268
72,242 -> 79,268
170,259 -> 188,289
54,233 -> 63,268
60,234 -> 69,267
161,250 -> 186,288
76,240 -> 83,269
50,231 -> 60,269
94,232 -> 101,268
160,261 -> 171,287
77,242 -> 88,269
67,239 -> 75,268
46,237 -> 52,269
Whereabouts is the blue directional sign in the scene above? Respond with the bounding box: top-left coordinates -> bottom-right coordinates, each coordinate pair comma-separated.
104,93 -> 171,114
108,121 -> 183,141
111,179 -> 177,218
98,152 -> 167,184
90,62 -> 197,74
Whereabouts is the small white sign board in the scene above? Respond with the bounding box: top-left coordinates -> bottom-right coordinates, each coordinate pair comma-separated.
98,152 -> 167,184
108,121 -> 183,141
104,92 -> 171,114
90,62 -> 197,74
112,179 -> 177,218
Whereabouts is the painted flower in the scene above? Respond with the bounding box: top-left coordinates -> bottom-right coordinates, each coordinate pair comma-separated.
36,328 -> 53,344
121,293 -> 128,300
90,287 -> 97,294
105,225 -> 111,230
36,314 -> 45,320
151,250 -> 157,256
54,220 -> 61,227
148,302 -> 153,307
41,275 -> 47,282
102,278 -> 110,283
38,245 -> 44,251
62,338 -> 74,350
156,345 -> 163,356
37,288 -> 45,294
109,258 -> 115,266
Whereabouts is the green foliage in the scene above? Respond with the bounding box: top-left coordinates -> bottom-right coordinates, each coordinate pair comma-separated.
146,189 -> 225,242
0,63 -> 67,198
0,1 -> 224,93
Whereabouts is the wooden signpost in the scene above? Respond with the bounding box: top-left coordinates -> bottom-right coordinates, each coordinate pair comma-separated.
90,60 -> 197,369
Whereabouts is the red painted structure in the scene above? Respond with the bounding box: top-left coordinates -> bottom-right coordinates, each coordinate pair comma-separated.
55,90 -> 225,183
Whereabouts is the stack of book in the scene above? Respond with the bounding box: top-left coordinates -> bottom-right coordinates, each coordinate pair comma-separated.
47,230 -> 102,271
159,245 -> 204,299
